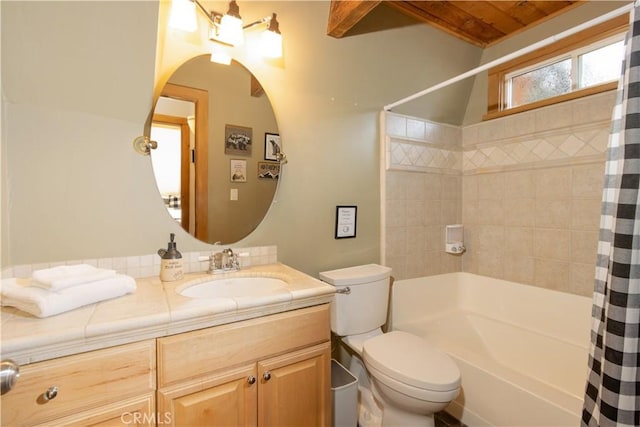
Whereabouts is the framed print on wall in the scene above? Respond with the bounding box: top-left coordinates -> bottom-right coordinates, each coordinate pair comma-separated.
264,133 -> 281,161
258,161 -> 280,179
225,124 -> 252,156
230,159 -> 247,182
335,205 -> 357,239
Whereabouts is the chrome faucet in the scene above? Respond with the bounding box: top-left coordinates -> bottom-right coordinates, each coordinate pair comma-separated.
222,248 -> 239,270
203,248 -> 239,274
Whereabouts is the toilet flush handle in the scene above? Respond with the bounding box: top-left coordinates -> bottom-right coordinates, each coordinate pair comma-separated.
335,286 -> 351,295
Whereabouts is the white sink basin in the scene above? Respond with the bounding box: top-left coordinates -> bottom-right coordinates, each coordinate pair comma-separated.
178,277 -> 288,299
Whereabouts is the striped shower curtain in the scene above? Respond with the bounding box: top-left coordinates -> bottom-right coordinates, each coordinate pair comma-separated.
582,5 -> 640,427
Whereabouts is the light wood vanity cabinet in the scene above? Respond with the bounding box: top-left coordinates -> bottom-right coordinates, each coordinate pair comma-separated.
0,340 -> 156,427
2,304 -> 331,426
157,304 -> 331,426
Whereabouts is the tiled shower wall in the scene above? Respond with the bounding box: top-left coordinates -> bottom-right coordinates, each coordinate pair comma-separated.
462,92 -> 614,296
384,91 -> 616,297
383,114 -> 463,279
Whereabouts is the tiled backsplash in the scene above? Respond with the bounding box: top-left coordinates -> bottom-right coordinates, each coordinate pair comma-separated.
384,91 -> 616,297
2,246 -> 278,280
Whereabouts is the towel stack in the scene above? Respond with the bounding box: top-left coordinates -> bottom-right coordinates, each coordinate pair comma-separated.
1,264 -> 136,318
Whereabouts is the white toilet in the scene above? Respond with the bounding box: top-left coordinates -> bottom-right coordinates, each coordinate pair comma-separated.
320,264 -> 460,427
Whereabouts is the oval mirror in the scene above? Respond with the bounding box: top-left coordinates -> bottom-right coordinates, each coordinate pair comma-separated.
150,55 -> 281,244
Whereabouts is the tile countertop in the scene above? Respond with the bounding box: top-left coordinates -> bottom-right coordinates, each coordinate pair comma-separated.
1,263 -> 336,365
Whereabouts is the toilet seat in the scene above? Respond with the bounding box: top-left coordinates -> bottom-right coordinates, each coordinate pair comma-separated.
363,331 -> 460,392
367,364 -> 460,403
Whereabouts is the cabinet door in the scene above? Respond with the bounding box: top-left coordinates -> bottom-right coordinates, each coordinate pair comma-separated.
158,363 -> 257,427
258,342 -> 331,427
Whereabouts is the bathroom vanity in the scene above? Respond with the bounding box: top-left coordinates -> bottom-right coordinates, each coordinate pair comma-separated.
0,263 -> 334,426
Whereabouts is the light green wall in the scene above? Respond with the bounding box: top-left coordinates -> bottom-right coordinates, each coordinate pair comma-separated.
1,1 -> 482,277
2,1 -> 160,266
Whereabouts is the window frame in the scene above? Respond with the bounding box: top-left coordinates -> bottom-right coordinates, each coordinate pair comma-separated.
485,14 -> 628,120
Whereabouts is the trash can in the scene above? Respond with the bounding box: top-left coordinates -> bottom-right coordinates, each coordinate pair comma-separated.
331,359 -> 358,427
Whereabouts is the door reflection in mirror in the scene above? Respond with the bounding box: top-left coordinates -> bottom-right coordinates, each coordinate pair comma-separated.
152,98 -> 196,235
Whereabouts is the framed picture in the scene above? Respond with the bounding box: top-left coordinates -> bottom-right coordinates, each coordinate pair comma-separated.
335,205 -> 357,239
258,161 -> 280,180
225,124 -> 252,156
264,132 -> 281,161
230,159 -> 247,182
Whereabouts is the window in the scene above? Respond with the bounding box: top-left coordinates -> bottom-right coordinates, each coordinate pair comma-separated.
507,58 -> 572,108
486,15 -> 628,119
505,35 -> 624,109
578,38 -> 625,88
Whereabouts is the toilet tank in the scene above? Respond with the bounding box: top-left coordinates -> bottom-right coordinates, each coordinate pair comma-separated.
319,264 -> 392,336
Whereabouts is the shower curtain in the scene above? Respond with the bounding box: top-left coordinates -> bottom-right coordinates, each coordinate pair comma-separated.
582,5 -> 640,427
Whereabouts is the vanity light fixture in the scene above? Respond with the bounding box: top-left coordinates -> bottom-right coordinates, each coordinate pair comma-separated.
168,0 -> 283,60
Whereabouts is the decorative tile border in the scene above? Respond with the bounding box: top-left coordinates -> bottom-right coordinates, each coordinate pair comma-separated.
1,246 -> 278,279
462,122 -> 609,172
385,112 -> 462,174
388,137 -> 462,173
385,91 -> 614,175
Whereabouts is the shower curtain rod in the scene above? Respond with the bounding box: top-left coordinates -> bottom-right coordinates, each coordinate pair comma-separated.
383,2 -> 634,112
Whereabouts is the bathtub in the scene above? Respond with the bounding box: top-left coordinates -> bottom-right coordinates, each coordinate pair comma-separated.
390,272 -> 592,427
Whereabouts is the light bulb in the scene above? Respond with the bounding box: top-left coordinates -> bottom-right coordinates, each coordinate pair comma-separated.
168,0 -> 197,32
261,30 -> 282,58
217,14 -> 244,46
211,47 -> 232,65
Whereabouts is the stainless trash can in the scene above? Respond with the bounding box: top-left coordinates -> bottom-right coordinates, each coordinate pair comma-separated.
331,359 -> 358,427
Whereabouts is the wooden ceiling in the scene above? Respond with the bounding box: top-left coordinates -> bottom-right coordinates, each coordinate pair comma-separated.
327,1 -> 583,47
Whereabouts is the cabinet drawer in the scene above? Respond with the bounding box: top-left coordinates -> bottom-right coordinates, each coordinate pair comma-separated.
157,304 -> 330,387
1,340 -> 156,426
35,392 -> 156,427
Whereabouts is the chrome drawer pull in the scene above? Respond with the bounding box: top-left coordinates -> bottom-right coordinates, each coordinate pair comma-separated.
43,386 -> 58,401
263,371 -> 271,381
247,376 -> 256,385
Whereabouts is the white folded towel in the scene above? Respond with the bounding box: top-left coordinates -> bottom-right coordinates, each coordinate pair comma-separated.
32,264 -> 116,291
0,274 -> 136,318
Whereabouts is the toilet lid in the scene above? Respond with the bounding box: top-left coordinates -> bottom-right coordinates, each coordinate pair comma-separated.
363,331 -> 460,392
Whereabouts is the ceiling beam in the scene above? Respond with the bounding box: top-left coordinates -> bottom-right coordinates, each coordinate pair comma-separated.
326,0 -> 382,38
384,1 -> 488,47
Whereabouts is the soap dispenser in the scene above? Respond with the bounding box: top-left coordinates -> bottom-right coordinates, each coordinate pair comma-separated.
158,233 -> 183,282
